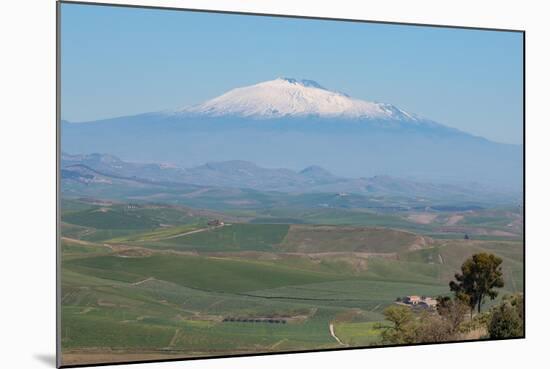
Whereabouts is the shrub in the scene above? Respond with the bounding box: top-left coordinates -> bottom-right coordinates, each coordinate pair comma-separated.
488,295 -> 524,339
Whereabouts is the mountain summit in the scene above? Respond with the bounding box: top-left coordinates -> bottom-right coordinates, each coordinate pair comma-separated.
62,78 -> 522,190
171,78 -> 419,120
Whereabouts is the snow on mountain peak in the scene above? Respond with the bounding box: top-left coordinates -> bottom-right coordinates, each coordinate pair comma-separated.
171,78 -> 418,121
279,77 -> 327,90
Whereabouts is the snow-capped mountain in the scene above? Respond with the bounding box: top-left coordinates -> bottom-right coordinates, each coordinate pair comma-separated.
61,78 -> 523,191
170,77 -> 419,121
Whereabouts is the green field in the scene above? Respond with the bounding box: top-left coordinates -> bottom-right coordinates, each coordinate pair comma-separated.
60,198 -> 523,366
160,223 -> 289,251
278,225 -> 429,253
333,321 -> 388,346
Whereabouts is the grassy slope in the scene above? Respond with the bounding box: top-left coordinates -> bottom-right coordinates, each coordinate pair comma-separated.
60,199 -> 233,243
61,254 -> 343,355
60,236 -> 451,358
64,253 -> 346,293
159,223 -> 289,252
62,208 -> 160,230
279,225 -> 427,253
60,201 -> 524,362
400,239 -> 524,293
333,322 -> 387,346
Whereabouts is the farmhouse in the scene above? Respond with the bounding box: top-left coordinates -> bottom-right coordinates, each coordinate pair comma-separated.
403,295 -> 422,305
418,297 -> 438,308
207,219 -> 224,226
401,295 -> 438,309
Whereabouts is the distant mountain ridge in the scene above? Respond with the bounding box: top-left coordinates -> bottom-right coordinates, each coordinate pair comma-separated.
61,152 -> 520,204
61,78 -> 522,190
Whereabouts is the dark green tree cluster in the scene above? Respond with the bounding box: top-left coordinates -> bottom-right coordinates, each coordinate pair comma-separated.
488,294 -> 524,339
381,298 -> 470,344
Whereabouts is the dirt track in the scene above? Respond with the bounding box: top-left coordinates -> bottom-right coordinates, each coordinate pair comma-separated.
329,323 -> 345,346
155,224 -> 227,241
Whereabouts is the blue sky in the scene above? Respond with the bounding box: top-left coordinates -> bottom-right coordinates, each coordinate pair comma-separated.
61,3 -> 523,144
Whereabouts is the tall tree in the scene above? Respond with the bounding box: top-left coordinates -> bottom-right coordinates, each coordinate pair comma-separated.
449,253 -> 504,314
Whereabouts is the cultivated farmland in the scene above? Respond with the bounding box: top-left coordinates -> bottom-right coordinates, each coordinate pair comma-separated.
59,198 -> 523,365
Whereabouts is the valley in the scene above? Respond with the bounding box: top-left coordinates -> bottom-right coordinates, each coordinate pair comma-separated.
60,196 -> 523,365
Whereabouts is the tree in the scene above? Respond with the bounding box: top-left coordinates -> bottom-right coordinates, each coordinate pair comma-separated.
488,294 -> 524,339
505,293 -> 525,321
380,305 -> 417,344
414,312 -> 453,343
436,296 -> 470,334
449,253 -> 504,315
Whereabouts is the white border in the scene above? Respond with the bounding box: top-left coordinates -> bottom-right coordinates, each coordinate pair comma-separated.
2,1 -> 548,368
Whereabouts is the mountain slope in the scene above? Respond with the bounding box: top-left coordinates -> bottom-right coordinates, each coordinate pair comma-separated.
169,77 -> 421,121
61,78 -> 522,190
